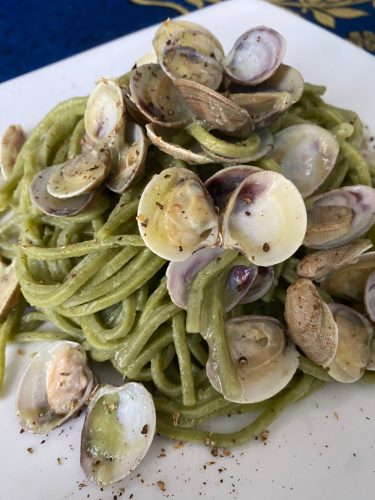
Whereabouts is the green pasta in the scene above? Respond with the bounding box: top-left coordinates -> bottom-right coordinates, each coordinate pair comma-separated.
0,72 -> 373,458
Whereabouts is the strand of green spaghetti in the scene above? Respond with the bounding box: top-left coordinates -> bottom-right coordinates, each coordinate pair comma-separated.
115,302 -> 180,372
125,326 -> 174,379
81,295 -> 137,343
56,251 -> 165,316
186,123 -> 260,159
67,118 -> 85,159
151,351 -> 182,398
186,250 -> 238,333
157,375 -> 323,447
0,302 -> 25,391
172,311 -> 196,406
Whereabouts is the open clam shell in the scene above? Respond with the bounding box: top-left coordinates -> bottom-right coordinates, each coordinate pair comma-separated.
174,78 -> 253,137
285,278 -> 338,367
80,383 -> 156,486
229,65 -> 304,127
17,341 -> 95,434
0,124 -> 26,179
84,79 -> 125,144
157,27 -> 224,90
269,124 -> 339,198
129,64 -> 191,128
146,124 -> 213,165
304,185 -> 375,249
365,270 -> 375,322
204,165 -> 261,209
322,251 -> 375,301
239,266 -> 275,303
137,167 -> 219,261
297,240 -> 373,282
223,26 -> 285,86
106,122 -> 148,193
46,148 -> 112,198
167,247 -> 257,312
30,164 -> 95,217
206,316 -> 299,403
327,304 -> 373,383
222,170 -> 307,266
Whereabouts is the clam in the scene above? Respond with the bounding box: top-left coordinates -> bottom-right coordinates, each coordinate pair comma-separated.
84,79 -> 125,144
166,247 -> 257,311
239,265 -> 275,303
135,50 -> 158,67
167,247 -> 224,309
30,164 -> 95,217
297,240 -> 372,282
46,148 -> 112,198
223,27 -> 285,86
222,170 -> 307,266
367,336 -> 375,371
146,124 -> 213,165
304,185 -> 375,249
0,124 -> 26,179
229,65 -> 304,127
269,124 -> 339,198
322,252 -> 375,301
206,316 -> 299,403
327,304 -> 373,383
128,64 -> 191,128
80,383 -> 155,486
0,261 -> 20,318
153,19 -> 223,56
285,278 -> 338,366
204,165 -> 260,209
17,341 -> 95,433
106,122 -> 148,193
137,167 -> 219,261
157,27 -> 224,90
174,79 -> 253,137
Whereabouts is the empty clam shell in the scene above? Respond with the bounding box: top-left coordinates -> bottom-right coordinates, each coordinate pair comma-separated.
166,247 -> 223,309
206,316 -> 299,403
224,262 -> 258,311
304,185 -> 375,249
0,124 -> 26,179
80,383 -> 155,486
158,27 -> 224,90
106,122 -> 148,193
146,123 -> 213,164
174,79 -> 253,136
297,240 -> 372,282
129,64 -> 191,128
269,124 -> 339,198
322,251 -> 375,301
239,265 -> 275,303
229,65 -> 304,127
85,80 -> 125,143
327,304 -> 373,383
30,164 -> 95,217
222,170 -> 307,266
204,165 -> 261,209
285,278 -> 338,366
137,167 -> 219,261
223,26 -> 285,86
17,341 -> 95,434
0,261 -> 20,319
46,148 -> 112,198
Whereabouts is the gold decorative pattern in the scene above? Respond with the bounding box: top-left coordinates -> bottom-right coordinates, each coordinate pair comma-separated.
129,0 -> 374,53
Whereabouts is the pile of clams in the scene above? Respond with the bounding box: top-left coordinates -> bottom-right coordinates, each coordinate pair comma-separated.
9,18 -> 375,488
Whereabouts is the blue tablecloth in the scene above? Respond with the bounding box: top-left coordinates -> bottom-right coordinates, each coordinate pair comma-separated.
0,0 -> 374,83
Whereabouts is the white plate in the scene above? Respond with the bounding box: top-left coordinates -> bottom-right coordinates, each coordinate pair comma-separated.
1,1 -> 375,499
